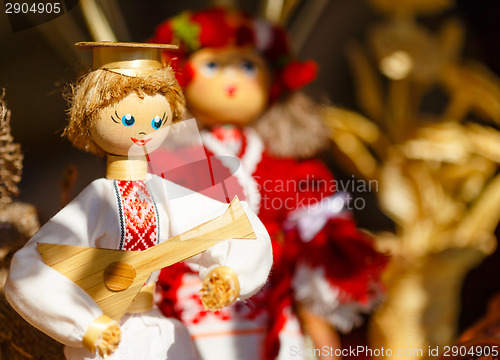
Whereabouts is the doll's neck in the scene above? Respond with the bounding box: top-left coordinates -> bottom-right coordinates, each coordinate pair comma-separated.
106,154 -> 148,180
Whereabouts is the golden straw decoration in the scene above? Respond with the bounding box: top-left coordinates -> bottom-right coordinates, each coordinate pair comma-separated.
323,0 -> 500,357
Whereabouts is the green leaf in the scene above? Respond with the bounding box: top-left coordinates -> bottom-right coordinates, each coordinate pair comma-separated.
171,12 -> 200,52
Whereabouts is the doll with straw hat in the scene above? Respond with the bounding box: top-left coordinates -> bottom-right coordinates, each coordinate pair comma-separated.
150,7 -> 388,360
5,41 -> 272,360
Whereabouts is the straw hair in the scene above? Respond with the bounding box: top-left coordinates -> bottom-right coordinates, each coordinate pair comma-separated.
64,67 -> 185,157
254,91 -> 330,159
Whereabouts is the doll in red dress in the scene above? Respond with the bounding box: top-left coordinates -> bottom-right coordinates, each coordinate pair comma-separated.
150,8 -> 387,360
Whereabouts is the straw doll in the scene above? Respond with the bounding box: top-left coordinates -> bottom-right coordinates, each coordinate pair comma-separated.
150,8 -> 387,360
5,41 -> 272,360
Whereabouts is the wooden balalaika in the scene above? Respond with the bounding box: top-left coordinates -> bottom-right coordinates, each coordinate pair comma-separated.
37,197 -> 255,321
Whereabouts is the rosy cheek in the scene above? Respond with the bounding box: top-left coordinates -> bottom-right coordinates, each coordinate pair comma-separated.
187,74 -> 216,96
241,78 -> 262,94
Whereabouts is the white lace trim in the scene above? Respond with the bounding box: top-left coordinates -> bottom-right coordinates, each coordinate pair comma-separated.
284,192 -> 351,242
201,128 -> 263,214
292,264 -> 381,333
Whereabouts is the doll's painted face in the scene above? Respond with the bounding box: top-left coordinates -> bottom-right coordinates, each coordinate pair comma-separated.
184,47 -> 271,127
90,93 -> 173,157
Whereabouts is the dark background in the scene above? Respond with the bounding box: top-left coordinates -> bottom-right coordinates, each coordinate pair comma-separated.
1,0 -> 499,337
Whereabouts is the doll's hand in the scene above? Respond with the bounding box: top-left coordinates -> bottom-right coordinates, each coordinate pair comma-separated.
82,315 -> 121,358
200,266 -> 240,311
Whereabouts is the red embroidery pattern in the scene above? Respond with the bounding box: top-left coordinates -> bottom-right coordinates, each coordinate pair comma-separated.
116,180 -> 158,251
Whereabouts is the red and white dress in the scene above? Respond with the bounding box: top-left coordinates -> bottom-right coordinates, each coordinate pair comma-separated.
6,174 -> 272,360
157,127 -> 387,360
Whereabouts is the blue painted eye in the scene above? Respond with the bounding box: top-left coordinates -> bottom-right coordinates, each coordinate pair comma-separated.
240,60 -> 257,78
151,116 -> 162,130
121,114 -> 135,126
201,60 -> 219,77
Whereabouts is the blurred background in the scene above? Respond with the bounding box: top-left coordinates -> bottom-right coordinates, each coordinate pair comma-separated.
1,0 -> 499,357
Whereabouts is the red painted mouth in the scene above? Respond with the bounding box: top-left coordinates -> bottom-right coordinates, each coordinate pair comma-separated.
131,137 -> 152,146
225,85 -> 237,97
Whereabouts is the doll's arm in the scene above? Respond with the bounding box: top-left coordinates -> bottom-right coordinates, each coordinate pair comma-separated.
82,315 -> 121,356
5,180 -> 118,352
192,200 -> 272,309
297,304 -> 342,360
200,266 -> 240,310
161,179 -> 272,310
6,239 -> 105,347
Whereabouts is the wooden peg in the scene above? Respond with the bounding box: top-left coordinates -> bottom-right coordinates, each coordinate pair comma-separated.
103,262 -> 136,292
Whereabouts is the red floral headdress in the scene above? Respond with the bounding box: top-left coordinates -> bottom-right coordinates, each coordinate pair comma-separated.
150,7 -> 317,99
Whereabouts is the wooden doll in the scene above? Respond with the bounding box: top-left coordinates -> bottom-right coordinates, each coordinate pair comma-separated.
150,8 -> 388,360
5,42 -> 272,360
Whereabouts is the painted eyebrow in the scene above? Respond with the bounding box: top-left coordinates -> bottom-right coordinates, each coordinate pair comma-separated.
111,110 -> 120,123
161,112 -> 168,126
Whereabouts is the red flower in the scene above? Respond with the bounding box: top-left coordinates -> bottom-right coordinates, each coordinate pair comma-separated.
152,7 -> 318,96
264,27 -> 290,63
236,24 -> 255,47
282,60 -> 318,90
176,62 -> 194,87
191,8 -> 232,48
150,21 -> 173,44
